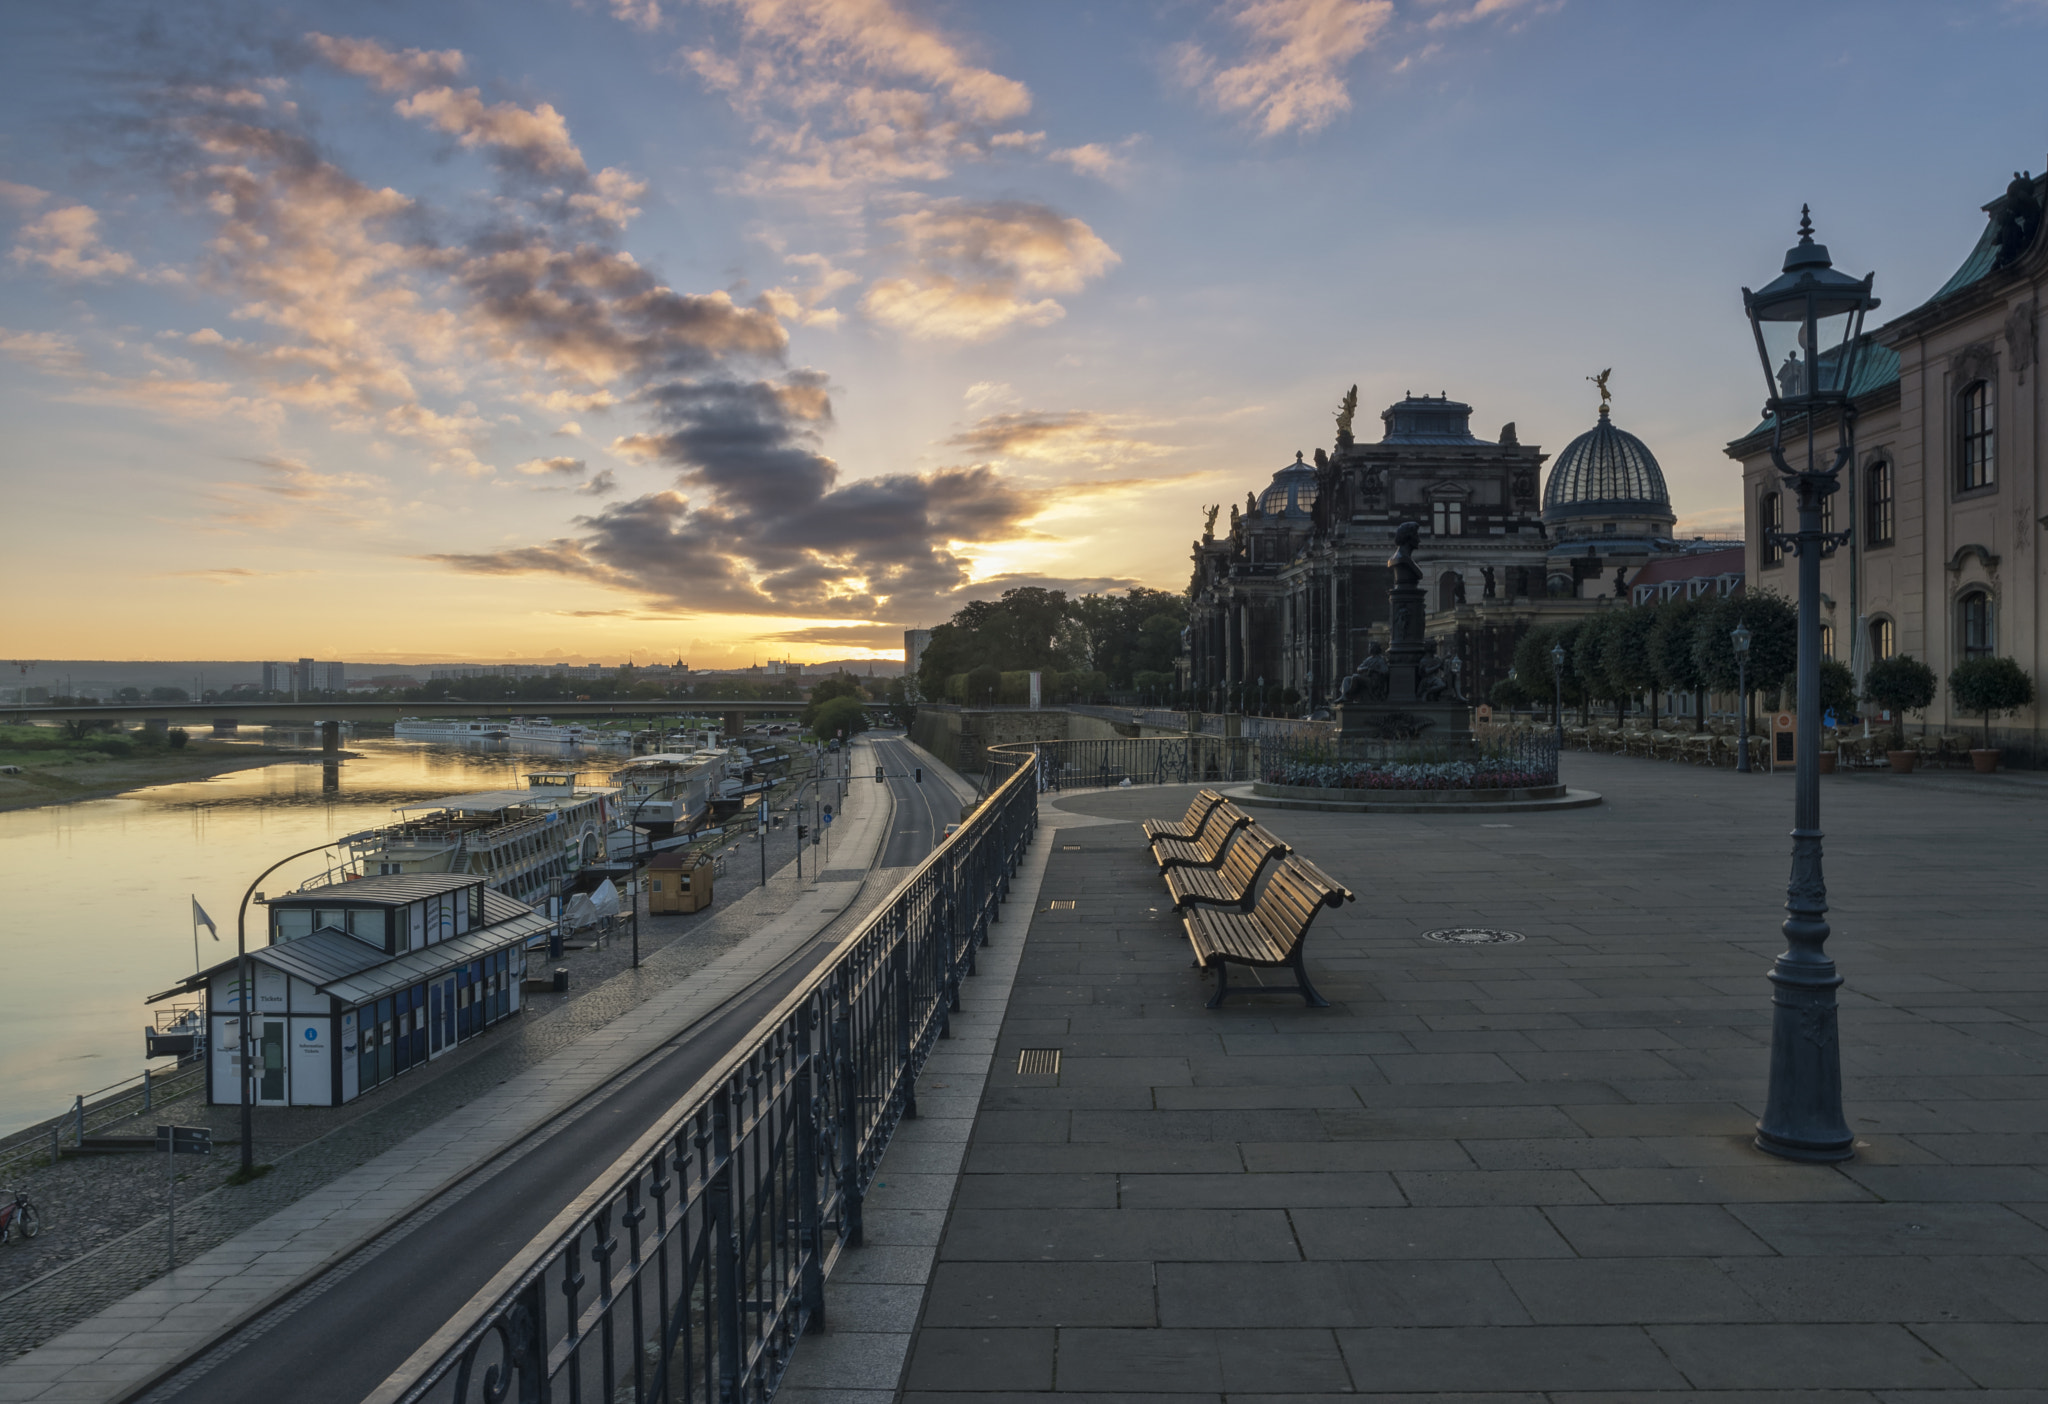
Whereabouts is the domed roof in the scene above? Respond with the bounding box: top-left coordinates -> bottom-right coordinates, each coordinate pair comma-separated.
1542,408 -> 1673,522
1258,451 -> 1318,517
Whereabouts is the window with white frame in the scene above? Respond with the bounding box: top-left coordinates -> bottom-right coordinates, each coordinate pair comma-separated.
1431,499 -> 1463,536
1957,382 -> 1995,492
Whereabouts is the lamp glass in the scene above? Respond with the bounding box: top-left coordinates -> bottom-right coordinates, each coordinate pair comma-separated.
1731,622 -> 1752,657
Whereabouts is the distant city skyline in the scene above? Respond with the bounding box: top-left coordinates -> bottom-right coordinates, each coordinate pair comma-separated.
4,1 -> 2045,666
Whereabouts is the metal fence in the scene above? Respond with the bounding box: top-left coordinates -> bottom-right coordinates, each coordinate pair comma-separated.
0,1062 -> 208,1179
984,730 -> 1559,796
376,761 -> 1039,1404
987,736 -> 1260,792
1254,729 -> 1561,790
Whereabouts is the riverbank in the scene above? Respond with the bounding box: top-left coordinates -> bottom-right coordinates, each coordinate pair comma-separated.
0,745 -> 339,813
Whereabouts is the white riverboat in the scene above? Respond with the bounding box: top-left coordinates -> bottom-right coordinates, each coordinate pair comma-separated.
501,716 -> 634,749
340,770 -> 626,912
392,717 -> 511,741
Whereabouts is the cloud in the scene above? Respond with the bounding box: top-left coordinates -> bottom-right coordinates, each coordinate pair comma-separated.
518,455 -> 587,476
762,251 -> 859,328
1050,141 -> 1135,182
0,327 -> 87,373
1177,0 -> 1393,137
677,0 -> 1035,193
9,204 -> 137,278
1423,0 -> 1548,30
577,468 -> 619,495
158,567 -> 310,584
0,180 -> 49,209
861,200 -> 1118,341
308,32 -> 646,227
946,409 -> 1171,470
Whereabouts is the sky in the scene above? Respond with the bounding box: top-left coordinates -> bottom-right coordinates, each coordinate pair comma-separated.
3,0 -> 2046,669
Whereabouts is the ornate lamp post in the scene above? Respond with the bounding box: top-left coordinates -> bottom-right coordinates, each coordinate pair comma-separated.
1740,206 -> 1878,1163
1732,621 -> 1753,773
1549,642 -> 1565,752
1257,675 -> 1264,717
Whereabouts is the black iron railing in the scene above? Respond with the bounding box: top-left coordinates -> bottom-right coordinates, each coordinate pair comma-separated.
377,762 -> 1038,1404
987,736 -> 1259,792
1254,730 -> 1560,790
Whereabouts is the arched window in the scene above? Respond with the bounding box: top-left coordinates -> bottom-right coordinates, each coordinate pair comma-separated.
1437,570 -> 1462,612
1957,381 -> 1995,492
1959,590 -> 1993,659
1865,459 -> 1894,546
1869,616 -> 1895,661
1820,624 -> 1835,659
1759,490 -> 1783,566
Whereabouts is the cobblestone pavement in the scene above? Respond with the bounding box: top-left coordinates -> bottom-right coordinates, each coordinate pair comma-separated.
0,760 -> 859,1359
891,754 -> 2048,1399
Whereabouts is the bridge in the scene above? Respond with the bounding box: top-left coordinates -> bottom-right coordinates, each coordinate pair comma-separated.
0,698 -> 841,727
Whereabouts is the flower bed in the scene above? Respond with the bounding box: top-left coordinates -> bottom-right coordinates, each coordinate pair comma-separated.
1264,759 -> 1555,791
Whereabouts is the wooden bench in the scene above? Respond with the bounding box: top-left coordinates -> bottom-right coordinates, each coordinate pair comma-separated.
1183,855 -> 1354,1008
1163,823 -> 1292,913
1141,789 -> 1227,848
1151,803 -> 1253,871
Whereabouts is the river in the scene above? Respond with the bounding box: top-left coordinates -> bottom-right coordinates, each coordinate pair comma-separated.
0,734 -> 637,1133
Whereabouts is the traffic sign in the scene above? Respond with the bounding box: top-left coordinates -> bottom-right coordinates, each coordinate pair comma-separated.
155,1125 -> 212,1155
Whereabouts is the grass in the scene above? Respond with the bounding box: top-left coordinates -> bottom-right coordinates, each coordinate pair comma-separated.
223,1162 -> 275,1185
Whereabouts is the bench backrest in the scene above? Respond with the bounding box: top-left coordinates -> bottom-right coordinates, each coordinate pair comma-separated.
1217,823 -> 1291,893
1180,789 -> 1226,831
1254,856 -> 1356,947
1197,804 -> 1254,853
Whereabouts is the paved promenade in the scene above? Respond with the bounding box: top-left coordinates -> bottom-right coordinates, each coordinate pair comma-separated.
886,754 -> 2048,1399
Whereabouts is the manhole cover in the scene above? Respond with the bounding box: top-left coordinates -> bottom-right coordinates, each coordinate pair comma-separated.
1423,928 -> 1525,945
1016,1049 -> 1061,1076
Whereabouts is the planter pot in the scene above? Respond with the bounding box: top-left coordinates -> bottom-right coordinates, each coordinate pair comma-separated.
1886,750 -> 1918,774
1816,752 -> 1837,775
1971,748 -> 2001,774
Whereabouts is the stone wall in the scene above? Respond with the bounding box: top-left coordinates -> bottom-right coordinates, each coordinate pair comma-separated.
910,707 -> 1155,773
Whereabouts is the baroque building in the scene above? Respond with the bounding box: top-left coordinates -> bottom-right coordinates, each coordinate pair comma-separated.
1187,386 -> 1708,711
1727,163 -> 2046,761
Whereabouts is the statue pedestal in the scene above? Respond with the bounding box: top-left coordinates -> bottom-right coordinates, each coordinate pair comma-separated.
1333,701 -> 1475,762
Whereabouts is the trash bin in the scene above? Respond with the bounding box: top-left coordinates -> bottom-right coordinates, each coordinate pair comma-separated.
552,968 -> 570,993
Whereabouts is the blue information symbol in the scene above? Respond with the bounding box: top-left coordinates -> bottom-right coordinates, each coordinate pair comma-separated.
1823,708 -> 1838,729
304,1027 -> 318,1041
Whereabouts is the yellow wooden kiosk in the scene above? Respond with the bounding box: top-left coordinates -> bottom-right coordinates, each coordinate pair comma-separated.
645,850 -> 714,913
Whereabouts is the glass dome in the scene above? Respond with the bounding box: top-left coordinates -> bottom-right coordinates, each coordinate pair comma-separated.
1542,409 -> 1672,522
1258,451 -> 1318,517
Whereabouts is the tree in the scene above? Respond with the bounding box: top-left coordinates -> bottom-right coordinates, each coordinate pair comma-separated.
1649,596 -> 1710,731
1787,657 -> 1858,720
1513,623 -> 1582,720
802,676 -> 866,730
1861,654 -> 1937,748
1694,592 -> 1796,714
809,694 -> 868,741
964,663 -> 1002,706
1488,676 -> 1529,712
149,686 -> 191,702
1600,604 -> 1663,727
883,676 -> 917,729
1573,611 -> 1629,723
1947,656 -> 2035,751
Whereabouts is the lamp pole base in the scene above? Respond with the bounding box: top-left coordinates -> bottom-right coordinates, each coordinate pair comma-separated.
1753,952 -> 1854,1163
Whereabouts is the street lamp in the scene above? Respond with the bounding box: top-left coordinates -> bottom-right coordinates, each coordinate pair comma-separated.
1740,206 -> 1878,1163
1732,621 -> 1753,773
1256,675 -> 1264,717
1549,642 -> 1565,752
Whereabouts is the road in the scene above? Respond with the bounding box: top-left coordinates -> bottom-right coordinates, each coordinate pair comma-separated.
135,734 -> 947,1404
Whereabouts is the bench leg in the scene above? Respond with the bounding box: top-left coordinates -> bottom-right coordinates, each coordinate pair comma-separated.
1291,949 -> 1331,1008
1204,960 -> 1231,1009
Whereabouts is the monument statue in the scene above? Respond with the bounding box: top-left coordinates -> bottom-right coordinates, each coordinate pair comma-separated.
1995,171 -> 2042,267
1482,565 -> 1497,599
1777,350 -> 1805,399
1202,503 -> 1219,541
1246,490 -> 1258,519
1613,564 -> 1629,597
1452,572 -> 1467,606
1335,384 -> 1358,448
1415,640 -> 1452,703
1338,643 -> 1390,703
1587,367 -> 1613,413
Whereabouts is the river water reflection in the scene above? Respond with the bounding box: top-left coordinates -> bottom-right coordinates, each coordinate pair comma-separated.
0,736 -> 619,1131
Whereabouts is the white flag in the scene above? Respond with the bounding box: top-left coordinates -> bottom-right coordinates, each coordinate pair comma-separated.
192,896 -> 219,939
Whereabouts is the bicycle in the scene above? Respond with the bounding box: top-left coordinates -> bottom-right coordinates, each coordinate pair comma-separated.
1,1190 -> 40,1243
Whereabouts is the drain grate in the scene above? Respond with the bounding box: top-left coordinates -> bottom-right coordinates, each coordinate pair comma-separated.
1424,927 -> 1526,945
1016,1048 -> 1061,1076
1048,899 -> 1075,910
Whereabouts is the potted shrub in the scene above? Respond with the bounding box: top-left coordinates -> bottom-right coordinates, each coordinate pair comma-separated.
1861,654 -> 1937,772
1946,656 -> 2036,773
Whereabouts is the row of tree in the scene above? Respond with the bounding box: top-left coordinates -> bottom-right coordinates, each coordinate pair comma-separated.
914,586 -> 1185,703
1493,590 -> 2036,747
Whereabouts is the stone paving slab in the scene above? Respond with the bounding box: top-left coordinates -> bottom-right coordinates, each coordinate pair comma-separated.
895,753 -> 2048,1398
0,743 -> 899,1404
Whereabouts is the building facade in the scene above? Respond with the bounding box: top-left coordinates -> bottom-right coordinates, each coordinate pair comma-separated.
1187,389 -> 1698,709
1728,166 -> 2045,761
